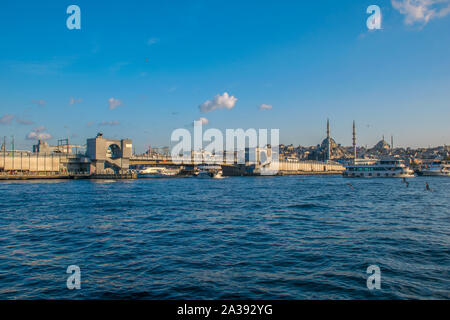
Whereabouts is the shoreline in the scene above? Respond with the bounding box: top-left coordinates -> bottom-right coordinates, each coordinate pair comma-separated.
0,172 -> 344,180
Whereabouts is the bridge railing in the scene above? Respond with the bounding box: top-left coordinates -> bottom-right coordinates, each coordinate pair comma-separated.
130,154 -> 344,170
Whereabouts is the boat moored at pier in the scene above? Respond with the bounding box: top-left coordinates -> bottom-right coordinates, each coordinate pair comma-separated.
343,159 -> 415,178
418,160 -> 450,176
194,165 -> 223,178
138,167 -> 181,178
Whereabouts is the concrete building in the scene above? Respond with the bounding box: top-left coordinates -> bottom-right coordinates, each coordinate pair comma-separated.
86,133 -> 132,174
33,139 -> 82,154
32,140 -> 52,154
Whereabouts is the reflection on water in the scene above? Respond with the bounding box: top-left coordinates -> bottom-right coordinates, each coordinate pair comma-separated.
0,179 -> 68,185
0,176 -> 449,299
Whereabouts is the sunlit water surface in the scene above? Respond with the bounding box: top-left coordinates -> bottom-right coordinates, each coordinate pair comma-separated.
0,176 -> 449,299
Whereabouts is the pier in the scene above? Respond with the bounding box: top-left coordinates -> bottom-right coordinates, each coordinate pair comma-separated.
278,160 -> 344,175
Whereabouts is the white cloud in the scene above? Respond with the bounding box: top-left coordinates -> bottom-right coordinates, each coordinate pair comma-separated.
0,114 -> 14,125
108,98 -> 122,110
195,117 -> 209,125
259,104 -> 273,110
147,37 -> 159,46
109,62 -> 130,73
34,125 -> 46,132
16,117 -> 34,125
7,59 -> 70,75
69,97 -> 82,105
392,0 -> 450,25
99,120 -> 120,126
33,99 -> 46,106
26,126 -> 52,140
199,92 -> 237,113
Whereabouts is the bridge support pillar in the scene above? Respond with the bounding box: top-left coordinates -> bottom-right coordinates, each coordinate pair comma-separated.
86,133 -> 132,174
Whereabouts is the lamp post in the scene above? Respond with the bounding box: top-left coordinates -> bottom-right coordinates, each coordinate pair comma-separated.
3,136 -> 5,173
11,136 -> 14,172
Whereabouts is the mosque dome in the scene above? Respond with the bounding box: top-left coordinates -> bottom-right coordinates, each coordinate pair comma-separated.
371,139 -> 391,152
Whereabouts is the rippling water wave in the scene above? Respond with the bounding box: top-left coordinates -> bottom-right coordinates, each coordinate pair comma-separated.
0,176 -> 449,299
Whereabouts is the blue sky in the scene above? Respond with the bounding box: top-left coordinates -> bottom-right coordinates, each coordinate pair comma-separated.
0,0 -> 449,152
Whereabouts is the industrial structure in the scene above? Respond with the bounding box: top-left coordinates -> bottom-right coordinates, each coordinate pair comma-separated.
0,133 -> 133,179
86,133 -> 132,174
0,130 -> 347,180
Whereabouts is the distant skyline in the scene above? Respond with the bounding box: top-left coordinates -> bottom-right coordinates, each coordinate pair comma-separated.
1,0 -> 450,153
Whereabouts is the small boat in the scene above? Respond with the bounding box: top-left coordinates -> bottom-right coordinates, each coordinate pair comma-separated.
343,159 -> 415,178
211,168 -> 223,179
418,160 -> 450,177
138,167 -> 180,178
194,166 -> 223,178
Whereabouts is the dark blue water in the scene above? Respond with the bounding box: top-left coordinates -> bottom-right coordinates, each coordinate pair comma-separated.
0,176 -> 449,299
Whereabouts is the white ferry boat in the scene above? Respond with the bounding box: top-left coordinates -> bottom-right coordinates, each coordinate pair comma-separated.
419,160 -> 450,177
343,159 -> 415,178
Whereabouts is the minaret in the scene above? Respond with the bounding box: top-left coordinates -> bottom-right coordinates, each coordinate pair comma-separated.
352,121 -> 357,164
391,135 -> 394,150
327,119 -> 331,161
